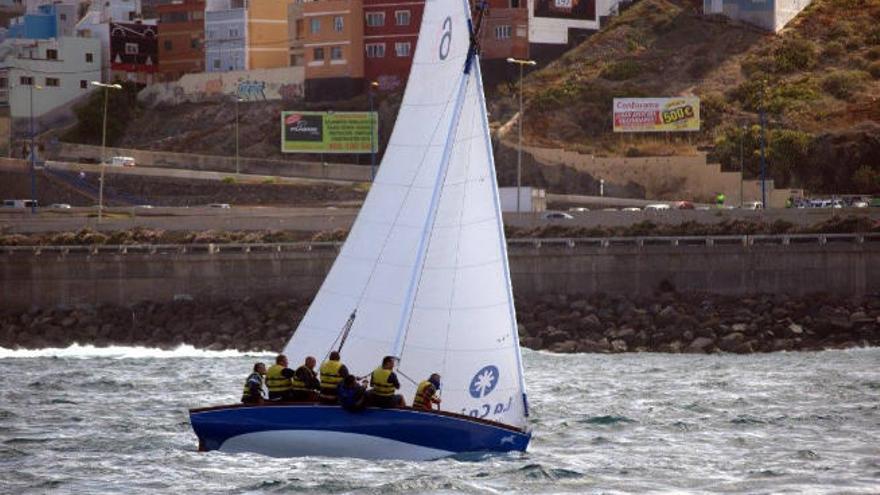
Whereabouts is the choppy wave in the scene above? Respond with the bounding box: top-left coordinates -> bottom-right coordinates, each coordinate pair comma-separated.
0,343 -> 272,360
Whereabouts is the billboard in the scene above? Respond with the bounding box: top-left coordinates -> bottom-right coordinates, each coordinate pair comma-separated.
613,97 -> 701,133
534,0 -> 596,20
281,111 -> 378,154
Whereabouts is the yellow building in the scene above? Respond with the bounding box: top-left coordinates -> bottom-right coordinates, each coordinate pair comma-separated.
301,0 -> 364,100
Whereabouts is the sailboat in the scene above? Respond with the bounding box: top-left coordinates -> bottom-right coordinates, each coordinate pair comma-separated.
189,0 -> 531,460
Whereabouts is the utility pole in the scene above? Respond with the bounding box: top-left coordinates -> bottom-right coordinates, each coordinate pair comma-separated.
234,95 -> 241,175
91,81 -> 123,223
368,81 -> 379,180
759,80 -> 768,209
28,77 -> 41,214
740,124 -> 746,207
506,57 -> 537,213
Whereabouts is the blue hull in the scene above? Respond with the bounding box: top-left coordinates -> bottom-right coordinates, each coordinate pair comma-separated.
189,404 -> 531,460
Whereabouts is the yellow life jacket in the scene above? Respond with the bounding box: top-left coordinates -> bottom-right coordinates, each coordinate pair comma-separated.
241,372 -> 263,401
265,364 -> 291,393
319,359 -> 344,393
412,380 -> 437,409
291,366 -> 316,391
370,367 -> 395,396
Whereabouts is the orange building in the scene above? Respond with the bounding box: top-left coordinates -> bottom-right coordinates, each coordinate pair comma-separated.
157,0 -> 206,81
246,0 -> 290,69
301,0 -> 364,101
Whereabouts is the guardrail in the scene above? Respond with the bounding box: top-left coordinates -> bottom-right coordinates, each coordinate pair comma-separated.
2,233 -> 878,256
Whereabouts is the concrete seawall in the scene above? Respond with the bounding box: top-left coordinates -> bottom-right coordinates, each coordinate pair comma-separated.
2,235 -> 877,309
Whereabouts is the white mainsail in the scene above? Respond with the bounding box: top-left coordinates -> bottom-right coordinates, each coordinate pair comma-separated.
284,0 -> 528,430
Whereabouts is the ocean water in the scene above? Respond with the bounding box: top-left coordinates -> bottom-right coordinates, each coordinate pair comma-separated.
0,345 -> 878,494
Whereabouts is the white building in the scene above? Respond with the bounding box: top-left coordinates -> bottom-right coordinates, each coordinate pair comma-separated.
703,0 -> 812,32
528,0 -> 621,46
0,36 -> 102,134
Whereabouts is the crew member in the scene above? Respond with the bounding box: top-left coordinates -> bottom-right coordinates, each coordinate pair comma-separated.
241,362 -> 267,404
413,373 -> 442,411
319,351 -> 349,400
367,356 -> 404,408
337,374 -> 366,412
290,356 -> 321,401
266,354 -> 295,401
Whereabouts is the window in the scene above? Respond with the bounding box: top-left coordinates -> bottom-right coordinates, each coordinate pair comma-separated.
164,40 -> 173,51
330,46 -> 343,60
45,77 -> 60,87
333,15 -> 343,32
394,42 -> 411,57
516,25 -> 527,38
365,43 -> 385,58
365,12 -> 384,27
20,76 -> 33,85
0,78 -> 7,88
310,18 -> 320,33
395,10 -> 410,26
46,49 -> 58,60
213,58 -> 220,69
191,38 -> 200,49
313,47 -> 324,60
85,52 -> 94,63
192,11 -> 203,20
80,80 -> 87,89
125,42 -> 139,54
495,25 -> 512,39
207,29 -> 215,39
229,28 -> 239,38
59,13 -> 66,21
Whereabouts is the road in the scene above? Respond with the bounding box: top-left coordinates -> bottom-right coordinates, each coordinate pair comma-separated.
2,205 -> 877,234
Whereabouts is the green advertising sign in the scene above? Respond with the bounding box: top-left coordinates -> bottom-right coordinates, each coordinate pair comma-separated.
281,111 -> 378,154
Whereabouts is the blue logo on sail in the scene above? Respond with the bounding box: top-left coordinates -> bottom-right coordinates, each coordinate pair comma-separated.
469,365 -> 499,398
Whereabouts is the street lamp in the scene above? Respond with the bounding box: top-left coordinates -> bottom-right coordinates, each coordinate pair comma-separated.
234,95 -> 243,175
740,124 -> 746,207
506,57 -> 536,213
759,80 -> 768,209
368,81 -> 379,180
27,78 -> 43,214
91,81 -> 123,223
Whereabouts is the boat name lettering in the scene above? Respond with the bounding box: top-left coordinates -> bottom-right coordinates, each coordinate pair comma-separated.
461,396 -> 513,419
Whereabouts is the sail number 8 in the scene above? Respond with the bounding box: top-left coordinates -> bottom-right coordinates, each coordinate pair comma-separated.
439,16 -> 452,60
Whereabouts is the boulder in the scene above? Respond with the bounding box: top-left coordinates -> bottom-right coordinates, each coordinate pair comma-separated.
549,340 -> 578,353
687,336 -> 715,353
580,314 -> 603,334
610,339 -> 628,353
656,306 -> 680,326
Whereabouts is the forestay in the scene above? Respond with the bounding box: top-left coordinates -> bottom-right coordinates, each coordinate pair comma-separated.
284,0 -> 528,430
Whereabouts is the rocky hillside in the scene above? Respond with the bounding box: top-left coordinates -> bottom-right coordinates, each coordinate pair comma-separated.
509,0 -> 880,193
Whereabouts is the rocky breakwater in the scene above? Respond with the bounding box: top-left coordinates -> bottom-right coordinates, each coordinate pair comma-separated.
1,292 -> 878,353
515,291 -> 880,354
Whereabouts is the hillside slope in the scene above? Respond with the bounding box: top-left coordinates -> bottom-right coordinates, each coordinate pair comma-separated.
512,0 -> 880,193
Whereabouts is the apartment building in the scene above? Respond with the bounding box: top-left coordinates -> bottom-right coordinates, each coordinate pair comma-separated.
7,2 -> 76,39
0,36 -> 101,132
157,0 -> 205,81
205,0 -> 291,73
479,0 -> 528,61
301,0 -> 363,100
76,0 -> 144,79
361,0 -> 422,91
109,20 -> 159,84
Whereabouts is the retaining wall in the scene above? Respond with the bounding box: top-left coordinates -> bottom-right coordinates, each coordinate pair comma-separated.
2,235 -> 877,309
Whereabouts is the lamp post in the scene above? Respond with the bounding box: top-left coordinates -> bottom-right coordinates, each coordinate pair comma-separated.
28,77 -> 43,214
740,124 -> 746,207
234,95 -> 242,175
506,57 -> 536,213
91,81 -> 123,223
759,80 -> 768,209
368,81 -> 378,180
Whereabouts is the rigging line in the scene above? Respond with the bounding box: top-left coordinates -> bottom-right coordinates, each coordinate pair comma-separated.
393,56 -> 474,362
396,0 -> 478,365
474,56 -> 530,420
314,19 -> 465,360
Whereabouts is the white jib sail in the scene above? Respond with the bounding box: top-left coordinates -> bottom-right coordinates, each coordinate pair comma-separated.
284,0 -> 528,430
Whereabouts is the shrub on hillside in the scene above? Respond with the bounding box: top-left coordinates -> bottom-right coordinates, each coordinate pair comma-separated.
773,38 -> 817,73
868,61 -> 880,79
852,165 -> 880,193
822,41 -> 845,59
821,70 -> 869,99
866,47 -> 880,61
600,60 -> 642,81
61,82 -> 140,146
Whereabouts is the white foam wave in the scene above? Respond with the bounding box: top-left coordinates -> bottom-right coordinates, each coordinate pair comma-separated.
0,343 -> 273,360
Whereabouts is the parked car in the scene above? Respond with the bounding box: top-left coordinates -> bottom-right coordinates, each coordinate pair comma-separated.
2,199 -> 38,208
48,203 -> 72,209
568,207 -> 589,212
743,201 -> 764,210
852,200 -> 868,208
674,200 -> 695,210
110,156 -> 136,167
208,203 -> 231,209
622,207 -> 641,212
542,211 -> 574,220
